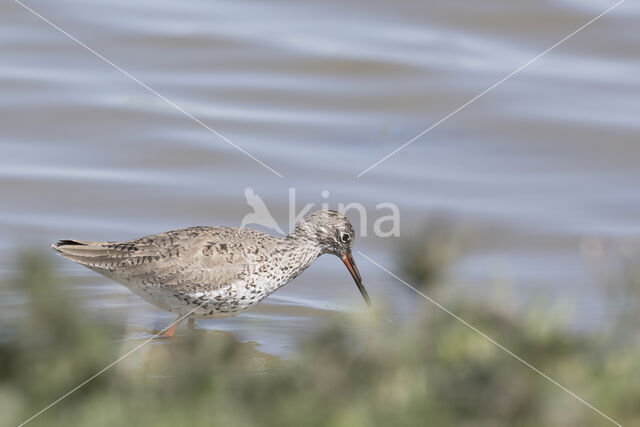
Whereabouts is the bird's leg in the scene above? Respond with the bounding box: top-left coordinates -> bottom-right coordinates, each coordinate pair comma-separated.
187,317 -> 195,330
162,317 -> 182,337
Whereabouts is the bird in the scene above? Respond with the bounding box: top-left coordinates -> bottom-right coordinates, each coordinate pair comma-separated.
240,187 -> 285,235
51,210 -> 370,336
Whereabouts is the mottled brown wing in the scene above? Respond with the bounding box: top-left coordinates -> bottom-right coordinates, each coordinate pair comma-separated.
52,227 -> 248,291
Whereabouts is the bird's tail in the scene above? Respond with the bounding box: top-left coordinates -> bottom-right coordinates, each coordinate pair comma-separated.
51,239 -> 117,266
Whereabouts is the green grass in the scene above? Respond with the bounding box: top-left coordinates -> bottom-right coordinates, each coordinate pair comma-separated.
1,251 -> 639,426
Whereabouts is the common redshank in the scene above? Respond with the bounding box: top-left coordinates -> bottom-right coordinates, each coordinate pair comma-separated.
51,210 -> 370,335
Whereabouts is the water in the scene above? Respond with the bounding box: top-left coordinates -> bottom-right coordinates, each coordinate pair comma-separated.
1,0 -> 639,355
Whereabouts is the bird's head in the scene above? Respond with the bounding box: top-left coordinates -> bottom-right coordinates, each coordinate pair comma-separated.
291,210 -> 370,305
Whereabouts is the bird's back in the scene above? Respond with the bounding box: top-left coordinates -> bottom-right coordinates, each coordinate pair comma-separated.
51,226 -> 278,293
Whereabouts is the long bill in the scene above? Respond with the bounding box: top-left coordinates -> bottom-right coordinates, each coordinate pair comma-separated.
342,251 -> 371,306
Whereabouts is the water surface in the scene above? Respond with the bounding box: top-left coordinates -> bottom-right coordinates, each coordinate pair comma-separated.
1,0 -> 639,355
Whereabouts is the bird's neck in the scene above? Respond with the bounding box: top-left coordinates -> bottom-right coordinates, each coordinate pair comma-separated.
276,233 -> 324,284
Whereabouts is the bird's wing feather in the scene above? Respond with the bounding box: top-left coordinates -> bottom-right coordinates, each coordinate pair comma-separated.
52,227 -> 249,291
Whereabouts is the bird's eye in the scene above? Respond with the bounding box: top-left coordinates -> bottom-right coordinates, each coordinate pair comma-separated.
341,233 -> 350,243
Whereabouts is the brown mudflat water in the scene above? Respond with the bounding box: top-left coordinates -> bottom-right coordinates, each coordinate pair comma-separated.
1,0 -> 639,355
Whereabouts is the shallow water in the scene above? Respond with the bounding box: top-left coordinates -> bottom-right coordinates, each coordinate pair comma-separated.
1,0 -> 639,355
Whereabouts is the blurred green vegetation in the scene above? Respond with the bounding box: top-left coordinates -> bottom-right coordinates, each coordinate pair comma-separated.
1,248 -> 639,427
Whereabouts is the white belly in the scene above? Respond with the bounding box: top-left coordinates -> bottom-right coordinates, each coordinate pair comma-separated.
122,278 -> 275,318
